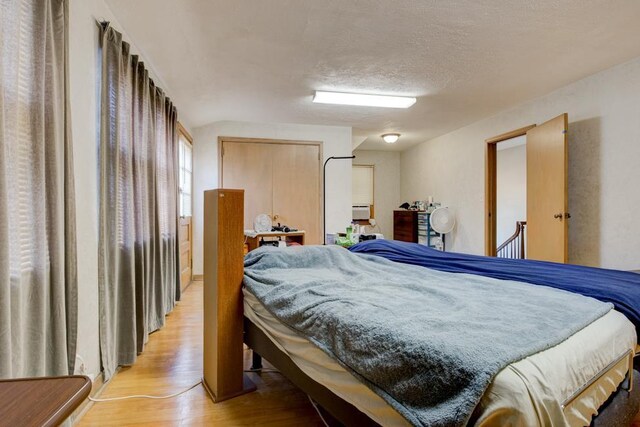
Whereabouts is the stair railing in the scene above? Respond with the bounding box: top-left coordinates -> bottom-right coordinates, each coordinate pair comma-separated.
496,221 -> 527,259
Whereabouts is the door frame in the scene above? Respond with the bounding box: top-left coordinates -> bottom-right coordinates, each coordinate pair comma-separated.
484,124 -> 536,256
218,136 -> 323,241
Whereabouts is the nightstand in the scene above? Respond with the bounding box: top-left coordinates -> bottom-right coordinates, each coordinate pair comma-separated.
244,230 -> 305,252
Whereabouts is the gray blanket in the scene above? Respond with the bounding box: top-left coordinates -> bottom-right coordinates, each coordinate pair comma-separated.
243,245 -> 612,426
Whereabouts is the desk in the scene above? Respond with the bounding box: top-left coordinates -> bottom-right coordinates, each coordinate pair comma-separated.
0,375 -> 91,426
245,231 -> 305,252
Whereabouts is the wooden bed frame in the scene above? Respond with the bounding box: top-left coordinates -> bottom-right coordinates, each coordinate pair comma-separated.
202,188 -> 640,425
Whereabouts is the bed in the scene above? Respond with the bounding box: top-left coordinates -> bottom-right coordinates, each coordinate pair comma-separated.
201,189 -> 640,427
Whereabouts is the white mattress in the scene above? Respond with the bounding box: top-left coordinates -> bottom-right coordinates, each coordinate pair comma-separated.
243,288 -> 636,427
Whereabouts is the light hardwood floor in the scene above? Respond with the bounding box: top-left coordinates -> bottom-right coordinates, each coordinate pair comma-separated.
79,280 -> 640,426
79,281 -> 324,426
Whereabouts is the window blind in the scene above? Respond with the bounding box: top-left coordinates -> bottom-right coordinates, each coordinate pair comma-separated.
352,165 -> 374,205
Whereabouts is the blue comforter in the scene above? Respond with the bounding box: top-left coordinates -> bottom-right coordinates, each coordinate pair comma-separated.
350,239 -> 640,339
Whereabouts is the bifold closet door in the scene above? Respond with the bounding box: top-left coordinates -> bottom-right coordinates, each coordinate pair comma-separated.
272,144 -> 321,244
221,142 -> 273,230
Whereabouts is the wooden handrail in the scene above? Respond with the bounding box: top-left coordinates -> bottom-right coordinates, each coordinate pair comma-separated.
497,221 -> 527,259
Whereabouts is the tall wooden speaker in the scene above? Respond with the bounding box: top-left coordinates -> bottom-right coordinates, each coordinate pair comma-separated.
203,189 -> 255,401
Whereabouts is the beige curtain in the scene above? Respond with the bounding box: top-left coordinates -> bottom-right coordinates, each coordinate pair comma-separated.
99,24 -> 180,380
0,0 -> 77,378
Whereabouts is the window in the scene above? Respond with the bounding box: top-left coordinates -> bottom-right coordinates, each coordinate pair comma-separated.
352,165 -> 374,220
179,128 -> 193,217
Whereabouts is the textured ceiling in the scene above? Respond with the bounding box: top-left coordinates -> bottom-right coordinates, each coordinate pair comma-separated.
104,0 -> 640,151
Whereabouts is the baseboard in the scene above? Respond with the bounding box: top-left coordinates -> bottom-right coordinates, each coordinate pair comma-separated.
70,368 -> 119,425
193,274 -> 203,281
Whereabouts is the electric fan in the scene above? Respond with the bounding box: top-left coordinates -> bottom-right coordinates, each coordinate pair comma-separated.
429,207 -> 456,250
253,214 -> 272,232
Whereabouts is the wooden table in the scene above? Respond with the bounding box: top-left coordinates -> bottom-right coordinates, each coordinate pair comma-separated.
0,375 -> 91,426
245,231 -> 305,252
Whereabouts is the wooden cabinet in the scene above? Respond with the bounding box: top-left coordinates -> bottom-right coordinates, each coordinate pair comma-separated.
394,210 -> 418,242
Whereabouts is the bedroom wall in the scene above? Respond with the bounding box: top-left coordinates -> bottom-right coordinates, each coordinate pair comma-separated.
68,0 -> 191,380
192,121 -> 353,276
352,150 -> 401,238
401,56 -> 640,270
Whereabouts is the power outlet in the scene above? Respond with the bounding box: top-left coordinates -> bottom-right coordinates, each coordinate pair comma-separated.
74,354 -> 96,381
75,353 -> 88,376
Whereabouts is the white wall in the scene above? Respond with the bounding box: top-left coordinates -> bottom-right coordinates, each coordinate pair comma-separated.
192,121 -> 352,275
496,142 -> 526,246
401,56 -> 640,269
352,150 -> 401,238
68,0 -> 191,379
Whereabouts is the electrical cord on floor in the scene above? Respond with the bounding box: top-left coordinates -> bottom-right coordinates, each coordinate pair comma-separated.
89,380 -> 203,402
89,364 -> 279,402
308,395 -> 330,427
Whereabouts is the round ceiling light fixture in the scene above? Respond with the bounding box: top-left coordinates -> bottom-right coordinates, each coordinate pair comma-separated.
382,133 -> 400,144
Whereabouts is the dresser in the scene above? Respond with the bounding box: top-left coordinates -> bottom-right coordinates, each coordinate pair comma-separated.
393,210 -> 418,242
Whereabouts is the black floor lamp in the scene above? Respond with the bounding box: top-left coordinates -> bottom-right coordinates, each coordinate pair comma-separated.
323,155 -> 355,245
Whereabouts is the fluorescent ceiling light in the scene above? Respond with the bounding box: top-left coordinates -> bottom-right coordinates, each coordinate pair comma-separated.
382,133 -> 400,144
312,91 -> 416,109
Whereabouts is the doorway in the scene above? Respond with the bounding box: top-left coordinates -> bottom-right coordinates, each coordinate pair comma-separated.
485,125 -> 535,257
496,135 -> 527,259
485,114 -> 569,263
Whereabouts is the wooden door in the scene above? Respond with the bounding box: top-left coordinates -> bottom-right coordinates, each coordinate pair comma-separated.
221,142 -> 273,231
272,144 -> 321,244
526,114 -> 568,263
179,217 -> 192,290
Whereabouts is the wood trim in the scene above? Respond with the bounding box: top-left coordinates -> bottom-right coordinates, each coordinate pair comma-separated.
219,136 -> 322,146
484,124 -> 536,145
177,122 -> 193,144
484,124 -> 535,256
485,143 -> 497,256
193,274 -> 203,281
